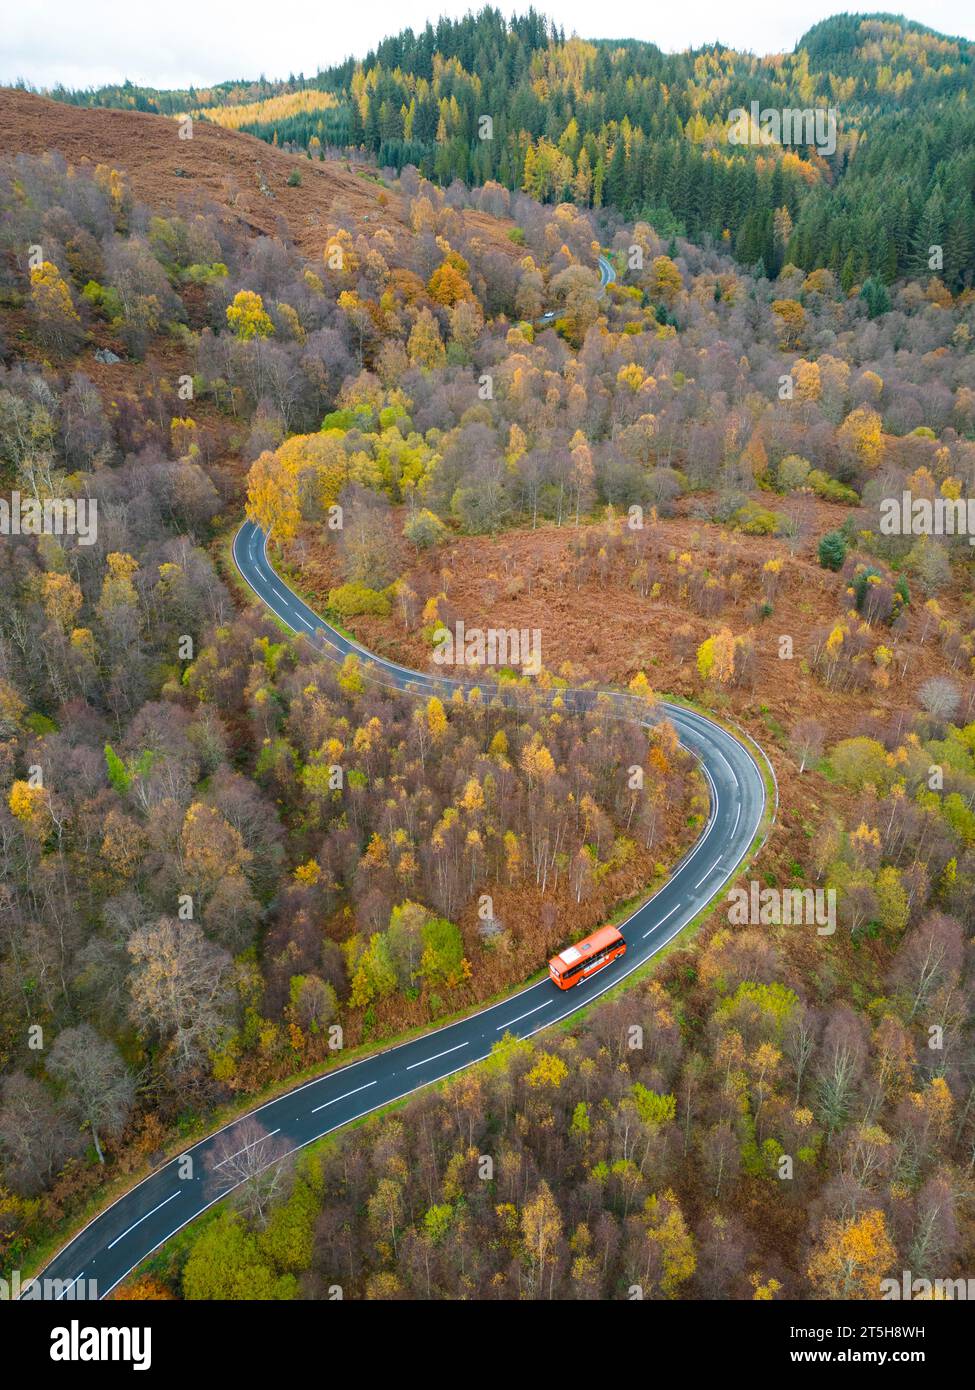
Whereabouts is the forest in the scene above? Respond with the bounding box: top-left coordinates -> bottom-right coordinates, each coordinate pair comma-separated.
41,11 -> 975,289
0,10 -> 974,1298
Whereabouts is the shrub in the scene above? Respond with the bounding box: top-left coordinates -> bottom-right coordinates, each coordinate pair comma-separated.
321,405 -> 374,431
851,564 -> 906,616
732,501 -> 783,535
403,509 -> 448,550
645,467 -> 684,514
182,262 -> 229,285
82,279 -> 123,321
830,736 -> 890,791
777,454 -> 810,491
808,469 -> 859,505
327,583 -> 392,619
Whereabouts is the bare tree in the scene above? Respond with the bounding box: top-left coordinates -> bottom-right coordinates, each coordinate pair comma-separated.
814,1009 -> 867,1141
918,675 -> 960,724
0,1072 -> 82,1194
889,912 -> 964,1020
47,1024 -> 135,1164
783,1005 -> 817,1104
127,917 -> 234,1072
790,717 -> 825,773
207,1119 -> 293,1228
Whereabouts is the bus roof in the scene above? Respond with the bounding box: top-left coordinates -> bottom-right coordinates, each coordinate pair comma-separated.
552,924 -> 623,972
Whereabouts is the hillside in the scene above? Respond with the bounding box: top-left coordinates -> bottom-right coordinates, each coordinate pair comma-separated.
39,10 -> 975,289
0,87 -> 520,262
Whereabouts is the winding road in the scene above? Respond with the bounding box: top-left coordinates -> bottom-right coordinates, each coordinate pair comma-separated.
29,249 -> 771,1302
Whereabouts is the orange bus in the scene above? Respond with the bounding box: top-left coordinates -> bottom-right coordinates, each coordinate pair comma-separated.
548,924 -> 626,990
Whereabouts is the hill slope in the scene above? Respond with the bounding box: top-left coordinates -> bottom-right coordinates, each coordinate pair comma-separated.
0,87 -> 516,262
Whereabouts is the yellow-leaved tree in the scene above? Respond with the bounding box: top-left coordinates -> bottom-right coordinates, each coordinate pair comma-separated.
245,450 -> 301,541
807,1208 -> 896,1299
839,405 -> 884,470
226,289 -> 274,340
697,627 -> 737,685
30,260 -> 83,354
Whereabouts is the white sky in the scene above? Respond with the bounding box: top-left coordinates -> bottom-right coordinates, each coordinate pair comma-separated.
3,1 -> 974,90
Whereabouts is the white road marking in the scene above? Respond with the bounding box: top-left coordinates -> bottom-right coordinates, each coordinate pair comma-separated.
213,1127 -> 281,1168
406,1041 -> 468,1070
107,1191 -> 180,1249
694,857 -> 722,888
643,903 -> 679,939
56,1272 -> 85,1300
495,1000 -> 550,1030
311,1080 -> 377,1114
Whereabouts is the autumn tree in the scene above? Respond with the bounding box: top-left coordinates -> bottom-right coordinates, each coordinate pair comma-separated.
246,450 -> 301,541
227,290 -> 275,340
520,1180 -> 564,1298
650,255 -> 683,307
790,717 -> 824,773
838,405 -> 884,471
807,1209 -> 896,1299
407,308 -> 446,369
697,627 -> 736,685
127,918 -> 234,1072
29,260 -> 83,354
46,1025 -> 135,1165
771,298 -> 805,350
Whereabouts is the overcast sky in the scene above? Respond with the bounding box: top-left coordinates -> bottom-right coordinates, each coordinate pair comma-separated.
4,1 -> 974,91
